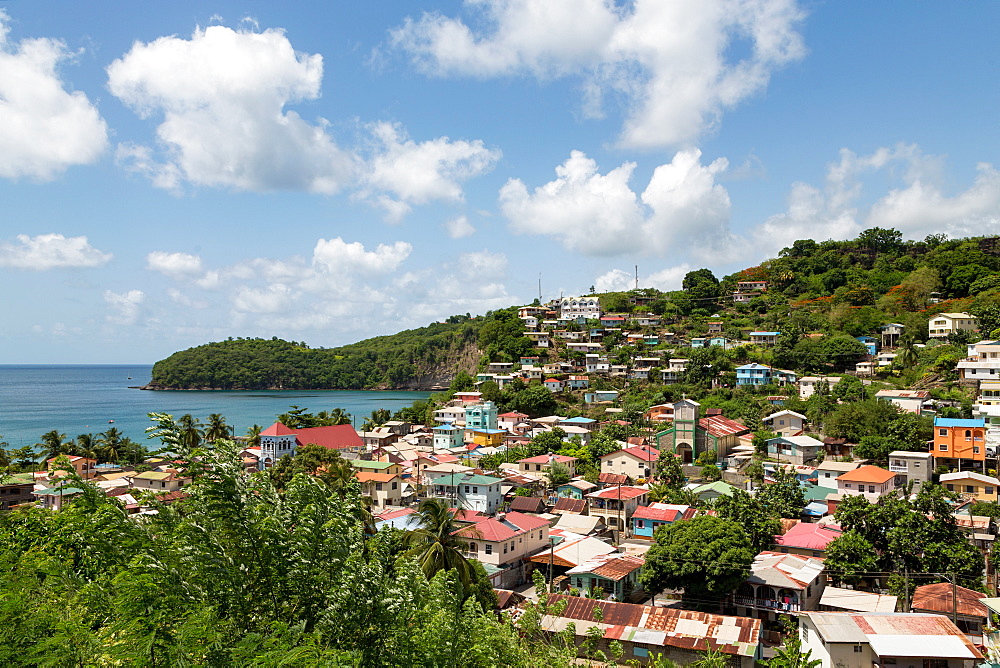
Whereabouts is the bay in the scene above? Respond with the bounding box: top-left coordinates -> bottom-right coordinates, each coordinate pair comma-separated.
0,365 -> 432,450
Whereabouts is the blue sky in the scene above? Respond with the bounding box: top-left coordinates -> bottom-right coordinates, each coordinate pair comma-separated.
1,1 -> 998,363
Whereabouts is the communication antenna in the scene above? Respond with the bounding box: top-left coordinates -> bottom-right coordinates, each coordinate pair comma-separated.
538,273 -> 542,302
635,265 -> 639,290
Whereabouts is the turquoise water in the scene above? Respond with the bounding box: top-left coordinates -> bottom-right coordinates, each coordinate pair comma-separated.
0,365 -> 432,450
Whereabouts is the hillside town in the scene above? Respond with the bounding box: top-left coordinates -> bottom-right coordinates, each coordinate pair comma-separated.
12,286 -> 1000,667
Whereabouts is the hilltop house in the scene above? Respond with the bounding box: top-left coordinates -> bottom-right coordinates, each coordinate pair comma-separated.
456,511 -> 550,588
731,552 -> 826,621
934,417 -> 987,471
428,472 -> 504,513
766,435 -> 824,465
763,410 -> 807,436
600,445 -> 659,482
586,486 -> 649,535
929,312 -> 979,339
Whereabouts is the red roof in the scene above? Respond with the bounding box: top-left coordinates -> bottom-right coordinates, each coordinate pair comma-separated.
261,421 -> 298,436
356,472 -> 399,483
912,583 -> 988,619
517,454 -> 577,464
632,503 -> 696,522
296,424 -> 363,450
587,486 -> 648,501
699,415 -> 749,438
544,378 -> 562,383
609,446 -> 660,460
598,472 -> 628,486
499,411 -> 529,419
454,511 -> 549,542
773,522 -> 842,551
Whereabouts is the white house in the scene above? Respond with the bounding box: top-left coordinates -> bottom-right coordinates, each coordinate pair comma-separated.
763,410 -> 807,437
427,472 -> 504,513
929,312 -> 979,339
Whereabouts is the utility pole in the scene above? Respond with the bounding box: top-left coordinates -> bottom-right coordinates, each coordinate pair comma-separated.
952,573 -> 959,627
548,537 -> 555,594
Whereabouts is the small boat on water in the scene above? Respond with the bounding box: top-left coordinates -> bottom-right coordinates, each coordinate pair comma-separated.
108,419 -> 115,423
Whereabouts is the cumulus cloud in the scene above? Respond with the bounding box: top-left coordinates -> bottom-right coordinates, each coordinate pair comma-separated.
391,0 -> 806,148
500,149 -> 730,256
107,23 -> 354,193
0,233 -> 112,270
595,264 -> 692,292
444,215 -> 475,238
312,237 -> 412,275
232,283 -> 294,314
0,10 -> 108,180
104,289 -> 145,326
360,122 -> 501,221
146,251 -> 203,277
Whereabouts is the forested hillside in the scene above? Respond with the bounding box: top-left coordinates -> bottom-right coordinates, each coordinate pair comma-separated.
147,308 -> 531,390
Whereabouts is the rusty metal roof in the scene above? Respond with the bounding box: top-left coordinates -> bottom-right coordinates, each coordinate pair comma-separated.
912,582 -> 988,619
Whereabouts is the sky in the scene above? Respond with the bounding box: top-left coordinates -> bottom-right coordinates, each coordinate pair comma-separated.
1,1 -> 999,363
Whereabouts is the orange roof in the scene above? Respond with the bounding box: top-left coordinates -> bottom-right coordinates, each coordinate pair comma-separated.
836,465 -> 896,484
356,472 -> 398,483
912,582 -> 988,619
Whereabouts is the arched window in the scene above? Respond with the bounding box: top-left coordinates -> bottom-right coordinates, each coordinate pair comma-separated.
468,542 -> 478,553
966,430 -> 973,440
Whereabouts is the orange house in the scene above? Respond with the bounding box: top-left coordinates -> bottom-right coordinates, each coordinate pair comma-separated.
933,417 -> 987,468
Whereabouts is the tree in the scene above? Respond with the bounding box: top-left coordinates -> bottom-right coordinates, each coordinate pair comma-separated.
821,335 -> 868,372
714,489 -> 783,553
404,498 -> 476,598
655,451 -> 685,488
176,414 -> 204,451
97,427 -> 126,463
766,619 -> 822,668
831,375 -> 868,403
204,413 -> 233,442
640,516 -> 754,604
547,461 -> 571,487
35,430 -> 68,463
245,424 -> 263,448
823,530 -> 878,585
755,467 -> 806,519
449,370 -> 475,393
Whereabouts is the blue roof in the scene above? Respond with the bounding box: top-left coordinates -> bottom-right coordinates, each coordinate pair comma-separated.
934,417 -> 986,428
562,417 -> 596,424
433,423 -> 460,431
750,331 -> 780,336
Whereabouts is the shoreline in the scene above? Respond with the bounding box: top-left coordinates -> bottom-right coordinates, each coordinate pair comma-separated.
136,384 -> 447,392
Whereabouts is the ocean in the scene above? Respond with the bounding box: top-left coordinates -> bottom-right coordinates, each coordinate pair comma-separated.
0,365 -> 432,450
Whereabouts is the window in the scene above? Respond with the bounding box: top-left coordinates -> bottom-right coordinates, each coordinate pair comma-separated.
940,443 -> 948,451
464,486 -> 470,493
939,429 -> 948,436
853,645 -> 863,653
473,487 -> 478,494
868,485 -> 876,493
392,482 -> 398,490
947,484 -> 955,491
637,520 -> 645,529
376,483 -> 383,491
966,430 -> 973,440
987,487 -> 994,495
844,483 -> 852,489
967,485 -> 975,493
485,544 -> 492,555
975,446 -> 981,454
502,543 -> 508,554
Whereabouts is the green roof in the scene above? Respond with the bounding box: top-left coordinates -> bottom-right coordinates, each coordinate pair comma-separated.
351,459 -> 396,470
130,470 -> 172,481
34,486 -> 84,496
691,481 -> 736,497
1,473 -> 35,485
802,483 -> 830,502
434,472 -> 503,486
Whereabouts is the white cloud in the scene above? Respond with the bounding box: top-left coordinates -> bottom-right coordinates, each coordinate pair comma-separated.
444,215 -> 475,238
500,149 -> 731,256
146,251 -> 203,277
391,0 -> 806,148
595,264 -> 691,292
0,10 -> 108,180
108,23 -> 354,193
0,233 -> 112,270
361,122 -> 501,221
103,289 -> 145,326
232,284 -> 294,314
312,237 -> 412,275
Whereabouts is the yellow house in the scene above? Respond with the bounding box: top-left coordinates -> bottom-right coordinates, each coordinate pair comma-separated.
940,471 -> 999,502
469,429 -> 505,447
350,459 -> 403,476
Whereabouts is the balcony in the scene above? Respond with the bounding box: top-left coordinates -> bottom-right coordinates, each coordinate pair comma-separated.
732,595 -> 801,612
888,464 -> 908,473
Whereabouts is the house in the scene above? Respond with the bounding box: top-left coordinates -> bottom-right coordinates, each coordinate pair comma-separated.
911,582 -> 989,646
737,280 -> 768,293
551,496 -> 589,515
468,429 -> 506,448
817,587 -> 897,614
689,480 -> 738,502
928,312 -> 979,339
565,553 -> 645,601
525,331 -> 550,347
432,422 -> 464,450
876,352 -> 897,367
540,594 -> 761,667
934,417 -> 987,470
798,612 -> 983,666
517,454 -> 578,478
351,459 -> 404,476
731,552 -> 826,622
646,403 -> 674,422
556,479 -> 597,499
631,503 -> 698,539
464,401 -> 498,430
599,314 -> 626,327
813,461 -> 862,490
429,472 -> 503,513
507,495 -> 546,514
420,461 -> 474,484
940,471 -> 1000,502
887,450 -> 933,492
635,314 -> 661,327
736,363 -> 775,386
552,513 -> 606,536
749,331 -> 780,346
498,411 -> 529,432
763,410 -> 807,437
434,405 -> 467,423
124,469 -> 191,492
0,474 -> 35,509
558,416 -> 598,432
543,378 -> 563,393
878,322 -> 905,348
773,522 -> 842,558
659,358 -> 689,384
766,435 -> 824,465
798,377 -> 841,400
699,414 -> 752,458
585,486 -> 649,534
600,445 -> 659,481
584,356 -> 610,374
456,511 -> 550,588
856,335 -> 878,356
855,361 -> 875,376
46,455 -> 97,478
566,375 -> 589,389
835,465 -> 898,503
258,421 -> 364,469
559,296 -> 601,320
874,389 -> 931,414
453,391 -> 483,404
584,390 -> 618,404
356,472 -> 404,508
34,485 -> 85,511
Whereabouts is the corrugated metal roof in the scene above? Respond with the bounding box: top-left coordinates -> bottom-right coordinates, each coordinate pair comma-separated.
867,634 -> 976,659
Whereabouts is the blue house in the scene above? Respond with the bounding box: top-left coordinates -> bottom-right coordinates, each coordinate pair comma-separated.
631,503 -> 697,539
856,336 -> 878,356
432,423 -> 463,450
464,401 -> 498,430
584,390 -> 619,404
708,336 -> 728,348
736,363 -> 773,386
691,337 -> 707,348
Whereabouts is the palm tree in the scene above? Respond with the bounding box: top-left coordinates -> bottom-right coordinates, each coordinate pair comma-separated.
204,413 -> 232,442
35,430 -> 68,464
97,427 -> 124,463
404,498 -> 476,594
327,408 -> 352,425
896,337 -> 919,368
75,433 -> 98,462
177,414 -> 204,452
245,424 -> 263,448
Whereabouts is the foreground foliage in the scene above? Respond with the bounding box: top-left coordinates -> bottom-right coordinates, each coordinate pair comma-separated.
0,443 -> 555,667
